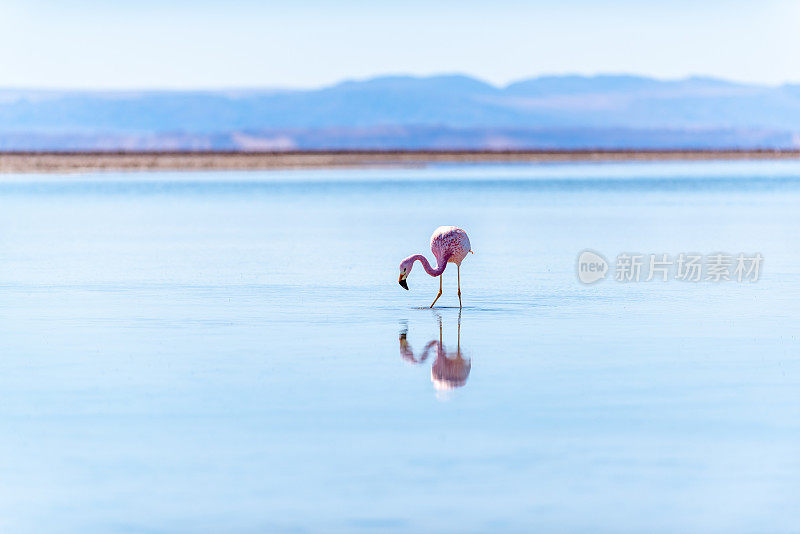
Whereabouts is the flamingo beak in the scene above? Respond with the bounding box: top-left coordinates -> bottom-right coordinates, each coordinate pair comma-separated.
398,275 -> 409,290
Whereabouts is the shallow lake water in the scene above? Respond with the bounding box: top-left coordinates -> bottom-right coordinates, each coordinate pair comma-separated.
1,161 -> 799,532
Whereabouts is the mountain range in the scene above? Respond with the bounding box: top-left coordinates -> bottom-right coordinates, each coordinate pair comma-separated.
2,74 -> 800,150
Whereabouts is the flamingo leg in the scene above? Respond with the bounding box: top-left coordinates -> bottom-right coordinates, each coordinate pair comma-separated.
457,264 -> 462,308
429,275 -> 443,308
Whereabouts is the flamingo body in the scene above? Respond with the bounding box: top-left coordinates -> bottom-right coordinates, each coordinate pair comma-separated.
430,226 -> 471,267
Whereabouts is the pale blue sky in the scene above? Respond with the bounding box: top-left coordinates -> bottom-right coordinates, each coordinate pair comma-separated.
1,0 -> 799,89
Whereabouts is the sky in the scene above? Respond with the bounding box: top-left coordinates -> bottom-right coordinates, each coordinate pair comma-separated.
1,0 -> 799,90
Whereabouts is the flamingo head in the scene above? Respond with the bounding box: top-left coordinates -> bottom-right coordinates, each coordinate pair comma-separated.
398,258 -> 413,290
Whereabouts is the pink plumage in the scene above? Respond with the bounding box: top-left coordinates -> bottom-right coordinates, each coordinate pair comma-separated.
430,226 -> 471,267
398,226 -> 472,308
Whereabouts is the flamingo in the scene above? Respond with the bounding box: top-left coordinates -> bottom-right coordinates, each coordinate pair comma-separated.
398,226 -> 472,308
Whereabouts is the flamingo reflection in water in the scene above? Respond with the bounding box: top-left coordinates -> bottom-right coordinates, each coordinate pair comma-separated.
399,311 -> 471,391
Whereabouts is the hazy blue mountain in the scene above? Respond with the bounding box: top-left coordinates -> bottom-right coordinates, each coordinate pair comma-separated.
1,74 -> 799,150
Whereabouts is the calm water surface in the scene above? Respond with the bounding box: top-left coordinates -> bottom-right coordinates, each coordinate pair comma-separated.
1,162 -> 799,532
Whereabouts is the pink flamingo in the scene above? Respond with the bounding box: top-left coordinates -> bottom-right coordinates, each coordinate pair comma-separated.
398,226 -> 472,308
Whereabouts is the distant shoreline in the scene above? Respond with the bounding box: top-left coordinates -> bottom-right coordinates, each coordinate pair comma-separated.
2,149 -> 800,173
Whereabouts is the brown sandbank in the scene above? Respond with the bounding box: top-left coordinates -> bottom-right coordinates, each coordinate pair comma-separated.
1,149 -> 799,173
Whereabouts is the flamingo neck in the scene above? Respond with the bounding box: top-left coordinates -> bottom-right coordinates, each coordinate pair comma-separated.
408,253 -> 450,277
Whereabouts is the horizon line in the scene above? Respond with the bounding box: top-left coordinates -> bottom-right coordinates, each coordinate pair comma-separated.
0,71 -> 791,94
